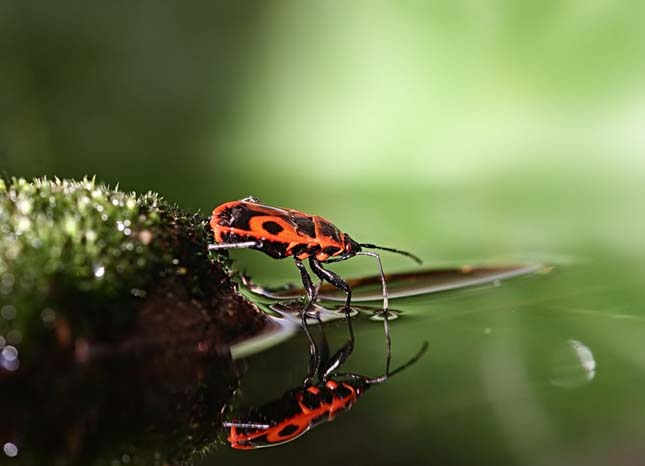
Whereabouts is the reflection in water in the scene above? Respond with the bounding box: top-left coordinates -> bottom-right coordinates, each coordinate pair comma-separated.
4,443 -> 19,458
229,302 -> 361,360
550,339 -> 596,389
0,262 -> 542,464
0,337 -> 239,465
483,335 -> 558,463
223,313 -> 427,449
1,344 -> 19,371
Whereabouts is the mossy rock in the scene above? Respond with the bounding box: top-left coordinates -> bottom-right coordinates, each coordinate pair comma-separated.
0,177 -> 266,465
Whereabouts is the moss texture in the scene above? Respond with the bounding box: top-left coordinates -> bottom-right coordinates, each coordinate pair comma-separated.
0,175 -> 264,368
0,176 -> 267,465
0,176 -> 180,295
1,177 -> 156,334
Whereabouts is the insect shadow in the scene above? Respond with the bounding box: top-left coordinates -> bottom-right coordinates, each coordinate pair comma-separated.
222,308 -> 428,449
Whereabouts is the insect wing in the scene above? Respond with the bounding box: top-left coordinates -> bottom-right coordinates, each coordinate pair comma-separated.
215,201 -> 314,242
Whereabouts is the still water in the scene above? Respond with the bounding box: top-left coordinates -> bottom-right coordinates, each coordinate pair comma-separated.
200,256 -> 645,466
4,256 -> 644,466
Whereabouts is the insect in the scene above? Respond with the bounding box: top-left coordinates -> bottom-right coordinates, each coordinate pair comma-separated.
223,314 -> 428,449
208,197 -> 422,316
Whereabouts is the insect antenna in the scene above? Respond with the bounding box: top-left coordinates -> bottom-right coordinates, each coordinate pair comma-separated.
359,243 -> 422,265
366,341 -> 429,385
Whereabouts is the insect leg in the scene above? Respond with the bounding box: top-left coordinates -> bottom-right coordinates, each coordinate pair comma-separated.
294,257 -> 316,309
356,251 -> 392,375
208,241 -> 260,251
355,251 -> 389,311
323,253 -> 354,264
320,309 -> 355,381
309,258 -> 352,309
222,421 -> 271,429
301,313 -> 323,386
239,196 -> 261,203
326,250 -> 393,312
295,257 -> 320,385
309,258 -> 355,380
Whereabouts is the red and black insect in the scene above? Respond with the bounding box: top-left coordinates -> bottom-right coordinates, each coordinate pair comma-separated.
223,316 -> 428,449
208,197 -> 422,315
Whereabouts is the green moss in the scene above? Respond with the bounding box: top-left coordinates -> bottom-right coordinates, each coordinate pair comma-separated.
0,176 -> 231,354
0,177 -> 266,465
0,176 -> 167,294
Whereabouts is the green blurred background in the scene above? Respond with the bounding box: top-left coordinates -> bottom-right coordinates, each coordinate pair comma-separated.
2,2 -> 645,464
3,0 -> 643,277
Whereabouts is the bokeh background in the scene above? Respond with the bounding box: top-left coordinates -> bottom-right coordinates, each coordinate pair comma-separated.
2,2 -> 645,465
3,1 -> 644,278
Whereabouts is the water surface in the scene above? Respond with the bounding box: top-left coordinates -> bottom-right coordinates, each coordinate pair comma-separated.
203,255 -> 645,466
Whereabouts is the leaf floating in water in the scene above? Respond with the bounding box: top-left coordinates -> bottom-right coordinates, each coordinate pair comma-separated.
249,264 -> 545,302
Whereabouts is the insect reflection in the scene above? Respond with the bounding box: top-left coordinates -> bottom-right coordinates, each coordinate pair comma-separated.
223,310 -> 427,449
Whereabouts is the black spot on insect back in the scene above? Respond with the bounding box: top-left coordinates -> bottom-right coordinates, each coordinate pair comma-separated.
323,246 -> 341,256
291,215 -> 316,238
262,221 -> 284,235
227,205 -> 265,229
318,220 -> 342,243
278,424 -> 299,437
259,240 -> 290,259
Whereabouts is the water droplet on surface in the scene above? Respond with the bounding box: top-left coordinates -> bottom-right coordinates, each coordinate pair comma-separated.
550,339 -> 596,389
94,265 -> 105,279
1,274 -> 15,288
1,305 -> 16,320
2,345 -> 18,361
139,230 -> 153,245
63,216 -> 78,235
2,357 -> 19,371
131,288 -> 147,298
369,310 -> 400,321
3,442 -> 18,457
41,308 -> 56,323
16,217 -> 31,234
16,198 -> 32,214
78,195 -> 90,209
